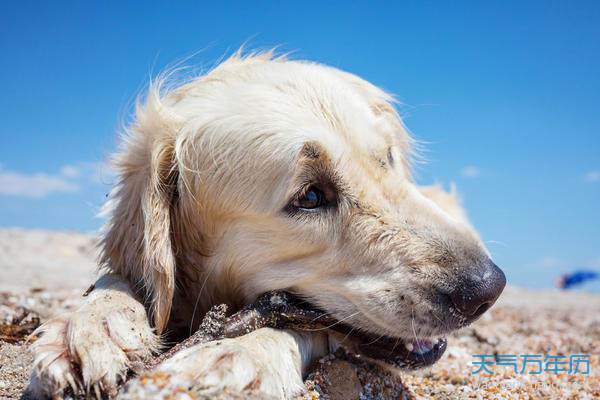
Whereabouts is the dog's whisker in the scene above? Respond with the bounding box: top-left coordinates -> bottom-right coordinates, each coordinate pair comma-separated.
189,261 -> 219,335
188,290 -> 204,336
339,325 -> 357,346
364,333 -> 385,346
411,307 -> 426,364
301,311 -> 360,332
485,239 -> 509,248
310,310 -> 336,323
390,336 -> 401,354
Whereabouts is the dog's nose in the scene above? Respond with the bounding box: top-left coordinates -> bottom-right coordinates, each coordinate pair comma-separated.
449,260 -> 506,318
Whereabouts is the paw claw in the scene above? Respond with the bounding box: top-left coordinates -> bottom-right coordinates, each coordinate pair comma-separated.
29,294 -> 157,399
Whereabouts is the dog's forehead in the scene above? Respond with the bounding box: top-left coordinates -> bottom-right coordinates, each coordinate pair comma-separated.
184,61 -> 394,132
172,57 -> 412,189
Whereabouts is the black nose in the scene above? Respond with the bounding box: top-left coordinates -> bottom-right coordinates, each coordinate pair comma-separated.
449,260 -> 506,318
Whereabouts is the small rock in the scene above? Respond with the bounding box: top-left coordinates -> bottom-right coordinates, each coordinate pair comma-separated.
316,359 -> 362,400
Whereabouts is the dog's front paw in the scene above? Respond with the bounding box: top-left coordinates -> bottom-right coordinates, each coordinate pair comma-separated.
29,289 -> 158,398
151,328 -> 306,399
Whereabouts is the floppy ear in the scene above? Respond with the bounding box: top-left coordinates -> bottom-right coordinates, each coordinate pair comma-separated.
418,184 -> 471,226
140,138 -> 179,333
100,92 -> 181,334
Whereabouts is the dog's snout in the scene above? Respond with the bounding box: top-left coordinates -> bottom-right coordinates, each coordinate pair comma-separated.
449,260 -> 506,318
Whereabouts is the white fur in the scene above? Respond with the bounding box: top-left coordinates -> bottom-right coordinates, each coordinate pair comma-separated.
153,329 -> 326,398
30,275 -> 159,398
30,51 -> 491,398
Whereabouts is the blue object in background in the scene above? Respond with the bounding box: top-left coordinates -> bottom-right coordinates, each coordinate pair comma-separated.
556,270 -> 599,289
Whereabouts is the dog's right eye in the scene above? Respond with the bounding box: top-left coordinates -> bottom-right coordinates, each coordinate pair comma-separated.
292,186 -> 328,210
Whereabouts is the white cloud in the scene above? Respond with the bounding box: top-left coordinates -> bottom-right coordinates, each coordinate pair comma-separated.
460,165 -> 481,178
60,164 -> 81,178
0,168 -> 79,198
584,170 -> 600,183
0,160 -> 117,199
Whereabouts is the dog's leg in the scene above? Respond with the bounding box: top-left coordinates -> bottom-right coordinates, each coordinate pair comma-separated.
29,274 -> 159,398
148,328 -> 327,399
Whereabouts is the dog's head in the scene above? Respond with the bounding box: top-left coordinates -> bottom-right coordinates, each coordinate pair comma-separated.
102,52 -> 505,367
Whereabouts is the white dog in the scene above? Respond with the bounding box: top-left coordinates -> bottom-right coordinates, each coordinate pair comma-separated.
29,51 -> 505,399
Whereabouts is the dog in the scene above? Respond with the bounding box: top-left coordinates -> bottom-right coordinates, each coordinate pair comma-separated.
29,51 -> 505,399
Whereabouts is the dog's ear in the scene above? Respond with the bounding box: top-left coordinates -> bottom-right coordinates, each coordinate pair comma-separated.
100,91 -> 181,333
418,184 -> 470,226
140,136 -> 179,333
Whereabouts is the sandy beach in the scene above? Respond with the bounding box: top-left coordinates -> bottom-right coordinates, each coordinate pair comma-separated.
1,229 -> 598,399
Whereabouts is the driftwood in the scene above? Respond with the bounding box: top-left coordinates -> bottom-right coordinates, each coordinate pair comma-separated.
146,291 -> 336,368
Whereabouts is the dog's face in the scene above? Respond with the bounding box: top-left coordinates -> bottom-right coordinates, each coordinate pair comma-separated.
105,54 -> 505,366
166,56 -> 506,361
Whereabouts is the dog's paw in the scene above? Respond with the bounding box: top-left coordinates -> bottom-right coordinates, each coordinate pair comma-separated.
29,299 -> 158,398
154,329 -> 306,399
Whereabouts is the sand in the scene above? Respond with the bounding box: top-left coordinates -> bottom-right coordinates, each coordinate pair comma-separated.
0,229 -> 598,399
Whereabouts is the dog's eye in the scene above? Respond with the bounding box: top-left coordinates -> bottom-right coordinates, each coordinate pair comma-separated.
292,186 -> 327,210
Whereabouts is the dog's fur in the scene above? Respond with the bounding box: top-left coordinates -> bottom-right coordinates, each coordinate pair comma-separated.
30,52 -> 493,398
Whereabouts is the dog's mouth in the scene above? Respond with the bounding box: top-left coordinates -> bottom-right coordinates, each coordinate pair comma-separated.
337,329 -> 448,369
326,323 -> 448,369
290,296 -> 447,369
230,291 -> 447,369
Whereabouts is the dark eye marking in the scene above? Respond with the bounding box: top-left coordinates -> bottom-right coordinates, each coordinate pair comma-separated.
302,143 -> 321,159
285,142 -> 340,216
387,147 -> 395,167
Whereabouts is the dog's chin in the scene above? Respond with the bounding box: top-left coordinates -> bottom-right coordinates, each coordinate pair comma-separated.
282,294 -> 448,369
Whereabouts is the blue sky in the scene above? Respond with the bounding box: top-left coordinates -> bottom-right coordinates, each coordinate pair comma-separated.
1,1 -> 599,289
